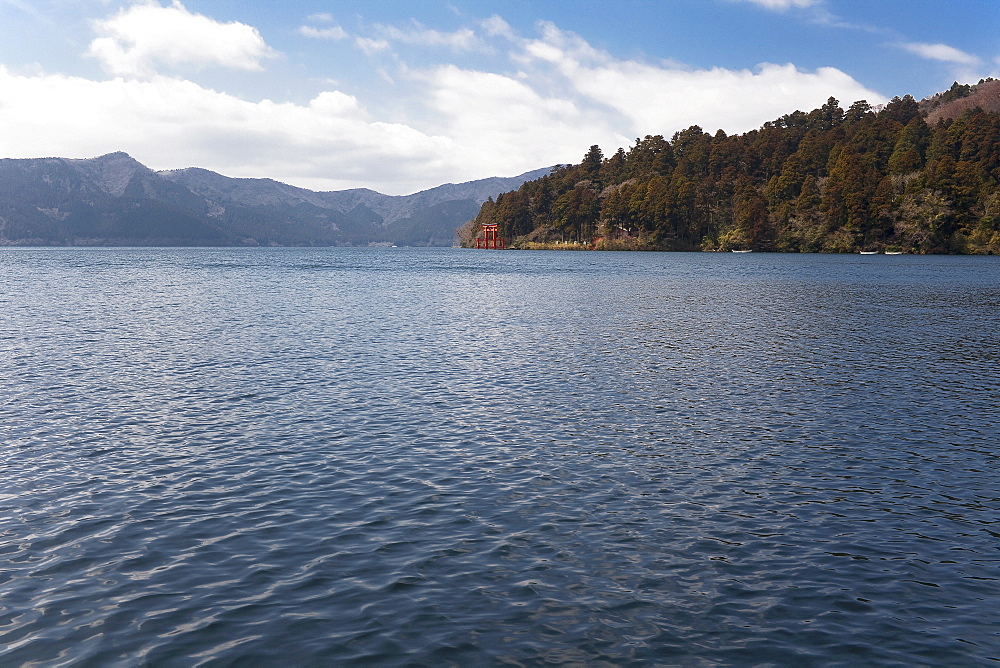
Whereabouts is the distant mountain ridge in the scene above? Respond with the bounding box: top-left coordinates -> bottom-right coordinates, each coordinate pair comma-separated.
0,153 -> 551,246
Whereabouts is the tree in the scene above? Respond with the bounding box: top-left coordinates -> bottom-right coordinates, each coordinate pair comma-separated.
845,100 -> 874,126
888,116 -> 931,174
809,97 -> 844,132
626,135 -> 673,177
582,145 -> 604,178
552,185 -> 600,242
602,147 -> 627,183
823,142 -> 878,245
880,95 -> 920,126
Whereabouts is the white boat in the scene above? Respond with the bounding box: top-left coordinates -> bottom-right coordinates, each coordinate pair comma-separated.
885,251 -> 903,255
732,249 -> 752,253
860,251 -> 878,255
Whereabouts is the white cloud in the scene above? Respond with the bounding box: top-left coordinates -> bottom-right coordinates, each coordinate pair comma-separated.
299,25 -> 348,40
514,22 -> 886,136
736,0 -> 820,10
524,21 -> 605,65
375,22 -> 480,50
355,37 -> 390,55
0,65 -> 454,194
898,42 -> 981,65
579,60 -> 878,135
421,64 -> 627,178
87,1 -> 277,78
480,15 -> 515,39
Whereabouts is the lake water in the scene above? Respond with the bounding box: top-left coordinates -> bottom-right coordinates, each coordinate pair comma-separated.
1,247 -> 998,666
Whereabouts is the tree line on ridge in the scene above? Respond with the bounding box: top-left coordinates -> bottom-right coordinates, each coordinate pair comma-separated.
462,82 -> 1000,253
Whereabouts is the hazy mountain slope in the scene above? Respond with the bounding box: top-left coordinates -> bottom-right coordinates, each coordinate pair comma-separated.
159,166 -> 552,225
0,153 -> 226,245
158,167 -> 369,209
0,153 -> 550,246
382,199 -> 483,247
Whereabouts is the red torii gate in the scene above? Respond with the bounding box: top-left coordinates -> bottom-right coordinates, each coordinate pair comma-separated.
475,223 -> 505,249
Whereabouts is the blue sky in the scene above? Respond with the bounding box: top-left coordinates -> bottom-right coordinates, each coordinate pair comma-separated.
0,0 -> 996,194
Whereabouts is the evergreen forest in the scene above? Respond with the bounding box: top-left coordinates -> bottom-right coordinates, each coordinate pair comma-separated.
463,83 -> 1000,253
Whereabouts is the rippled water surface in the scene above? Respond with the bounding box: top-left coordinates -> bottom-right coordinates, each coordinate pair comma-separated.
2,247 -> 999,665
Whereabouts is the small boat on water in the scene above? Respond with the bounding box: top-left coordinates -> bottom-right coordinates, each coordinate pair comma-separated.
732,249 -> 752,253
885,251 -> 903,255
860,251 -> 878,255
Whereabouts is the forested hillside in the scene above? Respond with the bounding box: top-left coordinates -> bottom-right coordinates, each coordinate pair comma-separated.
464,80 -> 1000,253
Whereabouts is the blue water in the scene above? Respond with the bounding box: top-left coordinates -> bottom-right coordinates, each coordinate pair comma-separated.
1,247 -> 998,665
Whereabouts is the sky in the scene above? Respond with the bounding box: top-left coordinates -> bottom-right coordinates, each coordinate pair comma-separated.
0,0 -> 996,195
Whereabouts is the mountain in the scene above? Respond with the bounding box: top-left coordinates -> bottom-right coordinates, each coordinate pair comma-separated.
0,152 -> 551,246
